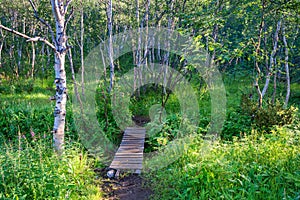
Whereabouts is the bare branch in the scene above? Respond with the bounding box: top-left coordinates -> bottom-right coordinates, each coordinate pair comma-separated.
28,0 -> 57,47
0,24 -> 31,40
64,0 -> 73,13
27,37 -> 56,50
0,24 -> 56,51
64,6 -> 74,33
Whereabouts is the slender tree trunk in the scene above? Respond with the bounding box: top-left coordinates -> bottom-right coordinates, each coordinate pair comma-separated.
282,23 -> 290,108
135,0 -> 141,96
107,0 -> 114,92
141,0 -> 150,91
80,0 -> 85,97
261,19 -> 281,98
254,0 -> 266,108
162,0 -> 174,95
0,40 -> 3,68
51,0 -> 71,152
100,45 -> 107,77
271,64 -> 277,104
211,0 -> 222,62
31,42 -> 35,78
68,48 -> 83,113
0,27 -> 4,68
46,45 -> 51,68
157,22 -> 161,62
17,42 -> 22,78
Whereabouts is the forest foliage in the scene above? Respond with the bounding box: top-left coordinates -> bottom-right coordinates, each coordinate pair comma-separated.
0,0 -> 300,199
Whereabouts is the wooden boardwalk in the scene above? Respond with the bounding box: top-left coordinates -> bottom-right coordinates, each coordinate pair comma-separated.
109,127 -> 146,173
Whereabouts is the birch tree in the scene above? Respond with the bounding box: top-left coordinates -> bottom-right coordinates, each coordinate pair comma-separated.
107,0 -> 114,92
254,0 -> 266,108
261,19 -> 281,97
50,0 -> 73,152
282,22 -> 290,108
0,0 -> 73,152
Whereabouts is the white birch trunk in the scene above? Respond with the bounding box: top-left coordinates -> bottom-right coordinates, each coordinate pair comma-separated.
261,19 -> 281,98
282,23 -> 290,108
80,0 -> 85,97
163,0 -> 174,94
135,0 -> 141,96
107,0 -> 114,92
51,0 -> 70,152
0,25 -> 4,68
31,42 -> 35,78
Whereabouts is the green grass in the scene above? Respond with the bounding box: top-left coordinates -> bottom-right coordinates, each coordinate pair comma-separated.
0,79 -> 104,199
0,140 -> 103,200
0,74 -> 299,200
147,127 -> 300,199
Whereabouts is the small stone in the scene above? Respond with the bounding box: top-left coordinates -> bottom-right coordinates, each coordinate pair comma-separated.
107,169 -> 116,178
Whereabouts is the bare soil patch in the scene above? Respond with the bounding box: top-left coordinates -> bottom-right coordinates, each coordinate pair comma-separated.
95,168 -> 153,200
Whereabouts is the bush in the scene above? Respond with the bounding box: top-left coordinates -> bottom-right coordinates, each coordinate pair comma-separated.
221,95 -> 298,140
145,113 -> 182,152
14,79 -> 34,94
221,110 -> 252,140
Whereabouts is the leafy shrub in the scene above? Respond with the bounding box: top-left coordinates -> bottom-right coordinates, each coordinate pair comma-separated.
14,79 -> 34,94
145,113 -> 182,152
221,110 -> 252,140
221,95 -> 298,140
0,84 -> 14,94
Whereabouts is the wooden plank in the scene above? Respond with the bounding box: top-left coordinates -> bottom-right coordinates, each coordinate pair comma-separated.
111,160 -> 142,164
122,136 -> 145,139
114,153 -> 143,156
109,127 -> 146,172
116,150 -> 143,153
121,139 -> 144,142
112,158 -> 143,161
112,159 -> 143,164
113,155 -> 143,158
117,148 -> 143,151
110,164 -> 143,169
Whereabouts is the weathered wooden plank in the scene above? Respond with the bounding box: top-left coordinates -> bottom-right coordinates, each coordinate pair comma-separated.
117,150 -> 142,154
122,136 -> 145,139
110,164 -> 143,169
113,153 -> 143,156
111,160 -> 142,164
121,139 -> 144,142
109,127 -> 146,172
112,158 -> 143,161
113,157 -> 143,163
118,148 -> 143,151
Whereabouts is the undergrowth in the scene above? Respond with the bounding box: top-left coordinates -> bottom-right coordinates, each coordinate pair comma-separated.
148,126 -> 300,199
0,139 -> 103,199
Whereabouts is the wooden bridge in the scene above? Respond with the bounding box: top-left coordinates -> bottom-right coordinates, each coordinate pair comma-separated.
109,127 -> 146,174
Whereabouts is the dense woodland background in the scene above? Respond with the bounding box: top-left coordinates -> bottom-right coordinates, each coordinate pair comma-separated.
0,0 -> 300,199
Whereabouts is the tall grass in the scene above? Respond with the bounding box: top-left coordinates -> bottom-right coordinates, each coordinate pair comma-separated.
0,138 -> 103,200
148,127 -> 300,199
0,80 -> 103,199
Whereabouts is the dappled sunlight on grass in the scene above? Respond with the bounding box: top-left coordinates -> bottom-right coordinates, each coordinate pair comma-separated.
0,93 -> 52,105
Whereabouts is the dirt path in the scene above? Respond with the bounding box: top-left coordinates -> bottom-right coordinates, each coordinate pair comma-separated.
96,168 -> 153,200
